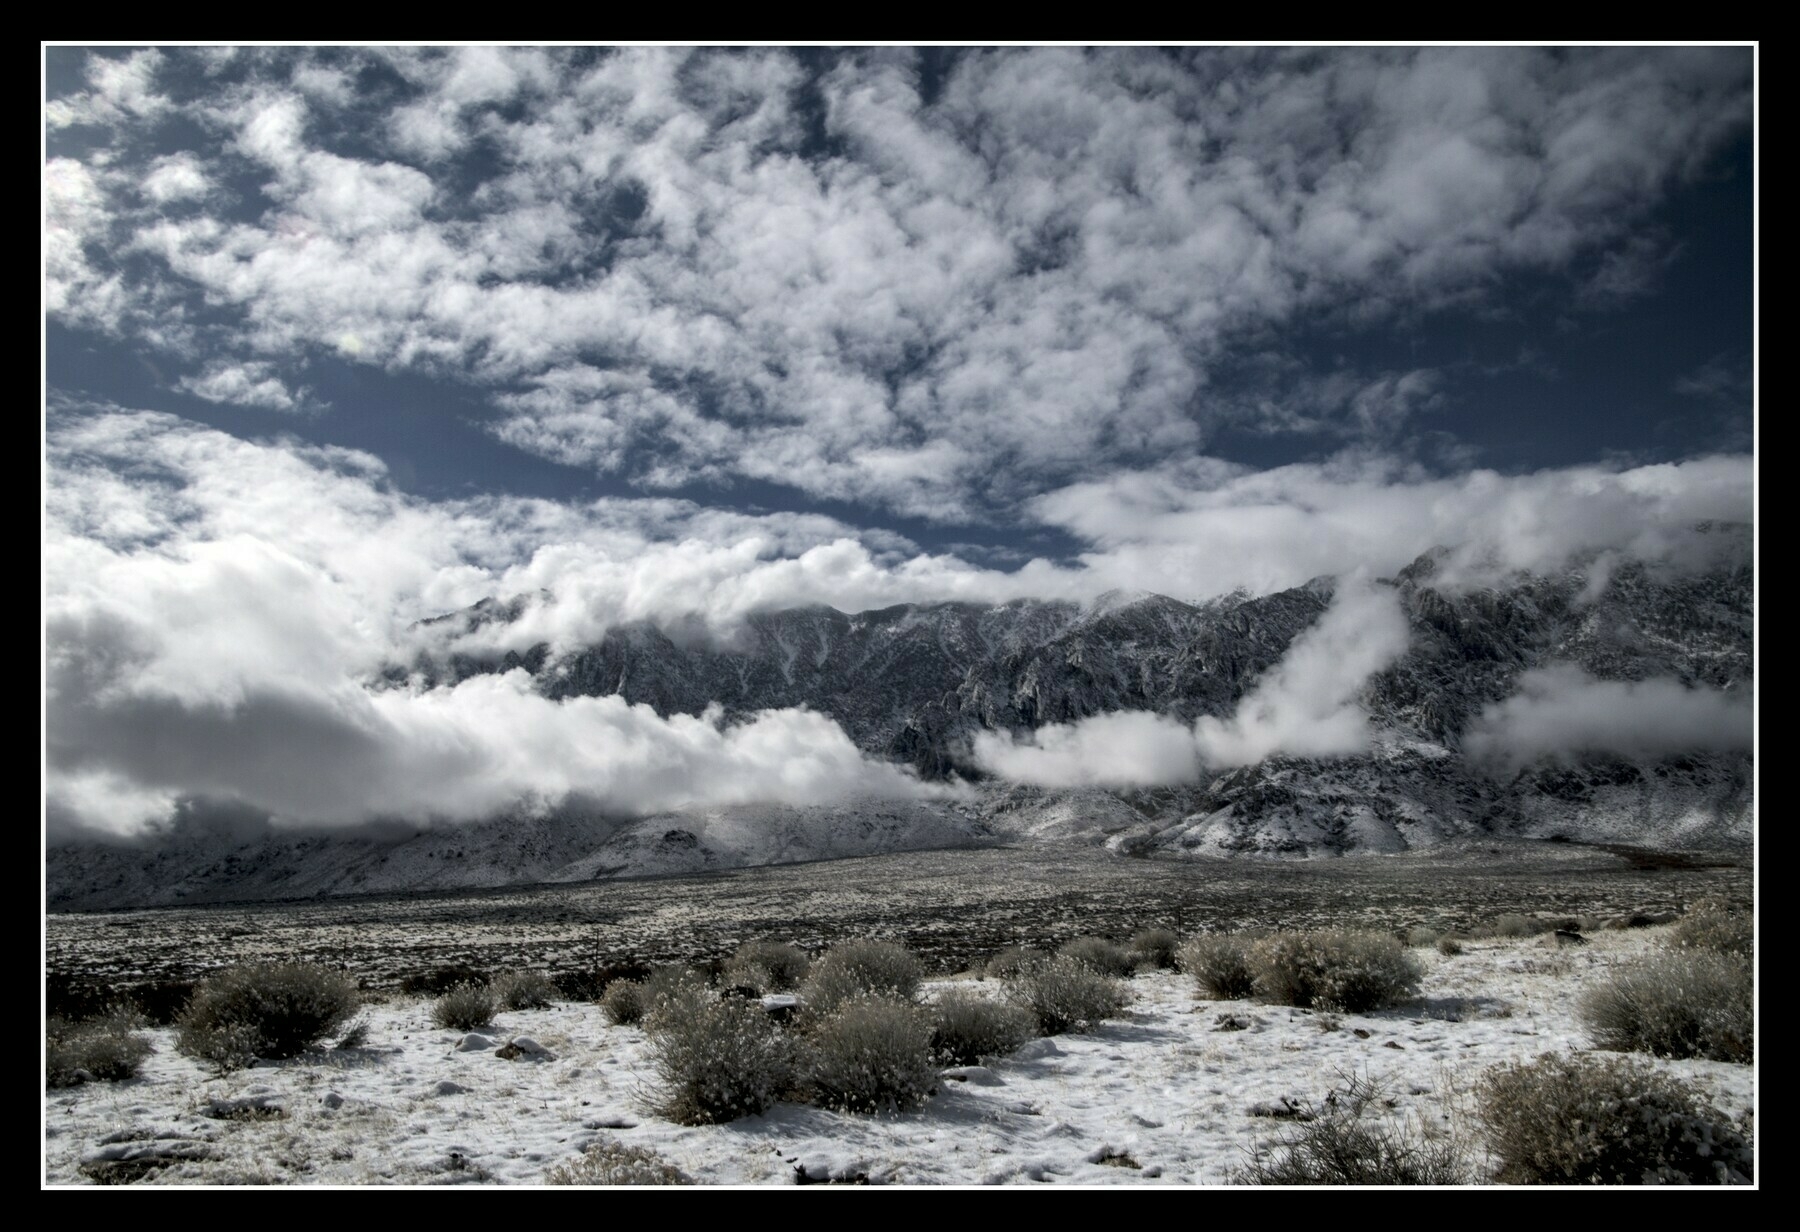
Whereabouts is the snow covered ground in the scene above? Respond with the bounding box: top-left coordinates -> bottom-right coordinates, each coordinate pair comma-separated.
42,925 -> 1754,1186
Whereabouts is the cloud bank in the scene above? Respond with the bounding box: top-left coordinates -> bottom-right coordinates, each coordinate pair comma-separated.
973,582 -> 1413,786
1462,664 -> 1753,773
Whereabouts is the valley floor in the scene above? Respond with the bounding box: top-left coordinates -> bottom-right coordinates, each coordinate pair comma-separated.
42,924 -> 1755,1186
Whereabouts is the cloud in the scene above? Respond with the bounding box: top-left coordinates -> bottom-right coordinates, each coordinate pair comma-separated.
177,362 -> 310,411
973,581 -> 1412,785
46,47 -> 1751,519
1462,664 -> 1753,772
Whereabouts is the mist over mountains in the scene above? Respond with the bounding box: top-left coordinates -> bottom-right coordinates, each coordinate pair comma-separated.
48,534 -> 1752,910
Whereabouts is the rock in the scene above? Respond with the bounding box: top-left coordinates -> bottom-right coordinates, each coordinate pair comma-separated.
508,1035 -> 551,1056
1383,1040 -> 1405,1050
1352,1028 -> 1371,1039
321,1091 -> 345,1109
454,1033 -> 494,1052
941,1065 -> 1005,1086
202,1095 -> 284,1121
1014,1038 -> 1062,1060
1553,929 -> 1589,946
1213,1012 -> 1253,1032
433,1080 -> 471,1096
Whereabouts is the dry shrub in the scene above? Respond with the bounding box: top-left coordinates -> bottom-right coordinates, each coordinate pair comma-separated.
490,971 -> 558,1010
543,1139 -> 691,1185
1005,955 -> 1130,1034
599,979 -> 647,1026
1235,1072 -> 1467,1185
644,987 -> 795,1124
1128,928 -> 1180,970
432,982 -> 497,1031
1436,936 -> 1464,957
1057,936 -> 1138,978
1579,949 -> 1753,1063
1476,1052 -> 1753,1184
984,946 -> 1045,979
176,962 -> 360,1071
1671,898 -> 1753,959
930,987 -> 1038,1065
1248,931 -> 1422,1013
46,1008 -> 152,1088
801,940 -> 923,1019
1177,934 -> 1257,999
805,996 -> 938,1114
723,940 -> 811,993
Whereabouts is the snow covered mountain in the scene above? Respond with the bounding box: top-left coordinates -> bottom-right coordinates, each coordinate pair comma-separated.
46,537 -> 1753,910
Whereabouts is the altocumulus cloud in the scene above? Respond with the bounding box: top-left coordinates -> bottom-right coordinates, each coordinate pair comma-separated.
47,46 -> 1750,520
1462,664 -> 1753,773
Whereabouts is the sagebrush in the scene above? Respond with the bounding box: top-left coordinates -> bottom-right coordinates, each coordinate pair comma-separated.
1005,955 -> 1130,1034
599,979 -> 647,1026
176,962 -> 360,1071
1235,1072 -> 1467,1185
1128,928 -> 1180,970
806,995 -> 938,1114
1476,1052 -> 1753,1184
801,940 -> 923,1019
1057,936 -> 1138,978
490,971 -> 557,1011
723,940 -> 811,993
1248,931 -> 1422,1012
643,987 -> 796,1124
46,1009 -> 152,1088
1177,934 -> 1257,999
432,982 -> 498,1031
1579,948 -> 1753,1063
930,987 -> 1038,1065
543,1139 -> 691,1185
984,946 -> 1045,979
1671,898 -> 1753,959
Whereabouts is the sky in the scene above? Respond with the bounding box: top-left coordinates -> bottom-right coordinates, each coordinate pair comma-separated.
43,46 -> 1756,839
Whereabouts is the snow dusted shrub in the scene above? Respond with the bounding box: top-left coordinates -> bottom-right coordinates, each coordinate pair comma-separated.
1128,928 -> 1181,970
1235,1072 -> 1467,1185
46,1008 -> 153,1088
984,946 -> 1045,979
176,962 -> 360,1071
1476,1052 -> 1753,1184
930,987 -> 1038,1065
1579,949 -> 1753,1063
723,940 -> 811,992
542,1139 -> 691,1185
432,981 -> 497,1031
1057,936 -> 1138,978
643,986 -> 796,1125
1005,955 -> 1131,1034
801,940 -> 924,1018
1436,936 -> 1464,957
599,979 -> 647,1026
1177,934 -> 1257,999
1248,930 -> 1422,1013
805,995 -> 938,1114
1405,926 -> 1441,947
1480,914 -> 1548,939
1671,897 -> 1753,959
490,971 -> 557,1010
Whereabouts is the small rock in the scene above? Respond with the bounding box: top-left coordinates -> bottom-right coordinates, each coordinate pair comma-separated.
494,1043 -> 522,1060
1383,1040 -> 1405,1050
1014,1038 -> 1061,1060
1212,1013 -> 1253,1032
941,1065 -> 1005,1086
321,1091 -> 345,1110
508,1036 -> 551,1056
1352,1028 -> 1371,1039
454,1033 -> 494,1052
1552,929 -> 1588,946
433,1080 -> 471,1096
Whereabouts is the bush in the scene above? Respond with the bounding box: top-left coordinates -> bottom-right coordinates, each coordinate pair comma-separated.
1476,1052 -> 1753,1184
1235,1072 -> 1467,1185
1405,926 -> 1441,948
1177,934 -> 1257,999
643,987 -> 796,1125
723,940 -> 810,993
1579,949 -> 1753,1063
1480,914 -> 1550,939
1671,898 -> 1753,959
801,940 -> 923,1019
930,987 -> 1038,1065
1005,956 -> 1131,1034
1248,931 -> 1422,1013
1128,928 -> 1180,970
806,995 -> 938,1114
600,979 -> 647,1026
432,982 -> 498,1031
490,971 -> 558,1011
46,1009 -> 152,1088
1057,936 -> 1138,978
1436,936 -> 1464,957
984,946 -> 1045,979
176,962 -> 360,1070
400,964 -> 490,997
542,1139 -> 691,1185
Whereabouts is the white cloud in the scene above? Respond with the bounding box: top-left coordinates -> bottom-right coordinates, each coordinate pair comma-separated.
1462,664 -> 1753,772
177,362 -> 307,411
46,48 -> 1751,519
973,581 -> 1414,786
141,153 -> 211,204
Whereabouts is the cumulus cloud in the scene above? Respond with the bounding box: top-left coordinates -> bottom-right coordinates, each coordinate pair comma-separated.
45,47 -> 1751,519
973,582 -> 1413,785
1462,664 -> 1753,773
176,362 -> 309,411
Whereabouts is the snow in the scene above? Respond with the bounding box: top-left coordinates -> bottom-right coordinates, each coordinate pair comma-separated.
42,926 -> 1754,1187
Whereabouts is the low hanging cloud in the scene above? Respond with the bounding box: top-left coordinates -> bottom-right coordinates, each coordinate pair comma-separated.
1461,664 -> 1753,773
973,582 -> 1412,785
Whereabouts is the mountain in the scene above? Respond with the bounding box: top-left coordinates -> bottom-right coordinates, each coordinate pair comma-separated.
46,537 -> 1753,910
